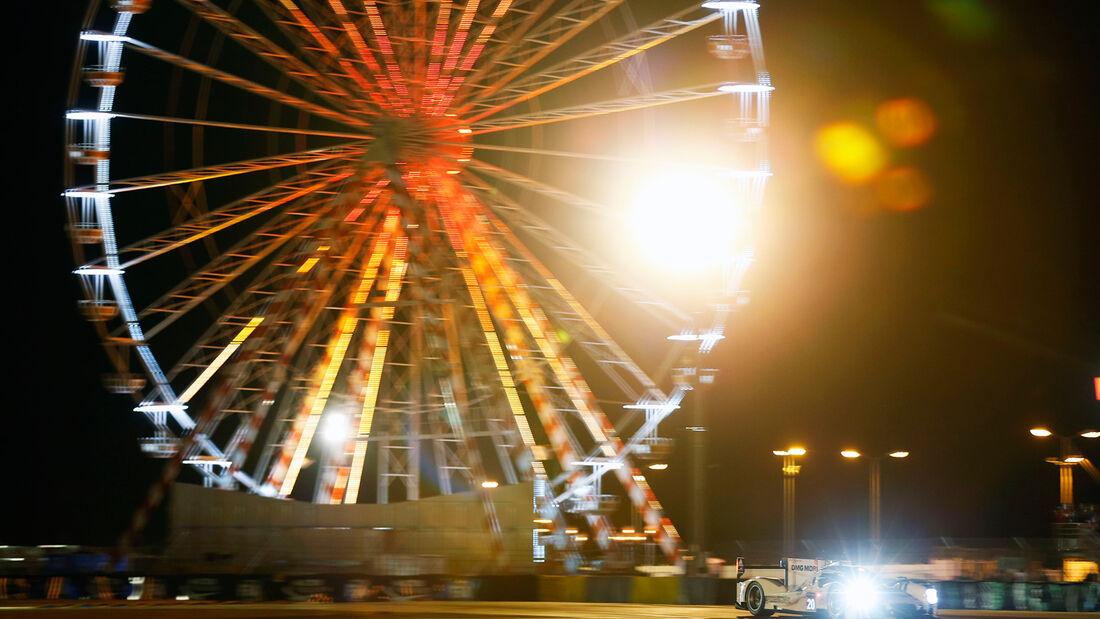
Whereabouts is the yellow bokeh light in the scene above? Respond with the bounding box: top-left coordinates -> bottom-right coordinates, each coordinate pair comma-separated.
876,98 -> 936,148
875,166 -> 931,212
815,122 -> 887,184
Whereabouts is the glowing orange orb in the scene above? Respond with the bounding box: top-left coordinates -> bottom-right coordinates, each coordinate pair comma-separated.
876,98 -> 936,148
875,166 -> 931,212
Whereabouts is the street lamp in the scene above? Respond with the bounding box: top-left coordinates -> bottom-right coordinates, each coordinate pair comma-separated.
773,446 -> 807,555
841,449 -> 909,543
1029,427 -> 1099,506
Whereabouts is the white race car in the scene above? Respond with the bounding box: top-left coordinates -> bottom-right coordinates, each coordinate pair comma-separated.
736,558 -> 938,618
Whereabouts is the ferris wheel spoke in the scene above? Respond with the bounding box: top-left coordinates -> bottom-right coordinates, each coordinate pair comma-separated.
173,0 -> 377,121
459,172 -> 689,329
358,1 -> 416,108
252,0 -> 391,112
136,202 -> 341,342
323,0 -> 413,113
275,207 -> 407,499
464,158 -> 612,217
100,162 -> 357,271
452,0 -> 625,114
471,82 -> 726,135
111,34 -> 369,128
477,207 -> 664,404
162,181 -> 387,388
230,203 -> 389,484
68,142 -> 366,195
463,5 -> 721,122
436,192 -> 584,471
418,0 -> 512,117
100,111 -> 372,140
446,141 -> 754,173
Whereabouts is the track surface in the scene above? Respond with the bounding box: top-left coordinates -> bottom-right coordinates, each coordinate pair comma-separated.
1,602 -> 1096,618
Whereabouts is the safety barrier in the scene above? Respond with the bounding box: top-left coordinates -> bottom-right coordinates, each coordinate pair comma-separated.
1,573 -> 1096,610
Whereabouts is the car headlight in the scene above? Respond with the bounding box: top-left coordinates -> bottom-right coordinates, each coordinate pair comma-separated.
924,588 -> 938,606
846,578 -> 879,610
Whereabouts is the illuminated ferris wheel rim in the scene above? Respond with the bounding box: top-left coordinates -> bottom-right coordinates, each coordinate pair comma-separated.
64,0 -> 773,562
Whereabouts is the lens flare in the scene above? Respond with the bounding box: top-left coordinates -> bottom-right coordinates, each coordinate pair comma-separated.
876,98 -> 936,148
875,166 -> 931,211
815,122 -> 887,184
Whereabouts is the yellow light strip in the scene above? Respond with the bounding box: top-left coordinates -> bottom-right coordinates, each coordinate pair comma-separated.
178,317 -> 264,403
297,257 -> 321,273
344,236 -> 408,504
278,314 -> 359,496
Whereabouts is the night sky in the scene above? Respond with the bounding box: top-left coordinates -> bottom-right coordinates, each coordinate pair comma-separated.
8,0 -> 1099,558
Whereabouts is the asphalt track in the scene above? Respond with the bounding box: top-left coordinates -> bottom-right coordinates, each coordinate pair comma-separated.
1,602 -> 1098,618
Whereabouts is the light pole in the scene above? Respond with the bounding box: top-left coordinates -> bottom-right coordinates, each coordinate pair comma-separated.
773,446 -> 806,556
1029,427 -> 1099,506
840,449 -> 909,543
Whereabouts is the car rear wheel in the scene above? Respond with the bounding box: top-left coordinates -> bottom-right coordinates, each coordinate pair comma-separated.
746,582 -> 774,617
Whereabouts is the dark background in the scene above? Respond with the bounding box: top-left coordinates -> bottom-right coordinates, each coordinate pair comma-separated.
6,0 -> 1098,555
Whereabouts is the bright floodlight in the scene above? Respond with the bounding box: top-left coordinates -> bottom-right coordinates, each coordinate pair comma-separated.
1065,456 -> 1085,464
649,463 -> 668,470
631,169 -> 743,270
841,449 -> 861,459
1080,430 -> 1100,439
67,110 -> 116,121
1030,428 -> 1052,437
847,577 -> 879,611
889,451 -> 909,458
319,412 -> 348,445
772,450 -> 788,456
481,480 -> 499,489
787,447 -> 806,456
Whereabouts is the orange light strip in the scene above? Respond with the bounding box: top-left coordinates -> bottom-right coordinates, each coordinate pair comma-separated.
344,235 -> 409,503
423,0 -> 454,113
363,1 -> 411,105
178,317 -> 264,403
429,0 -> 512,115
466,220 -> 610,450
327,0 -> 400,110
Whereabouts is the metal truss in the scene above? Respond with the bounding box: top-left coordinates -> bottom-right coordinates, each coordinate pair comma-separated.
464,5 -> 721,121
473,82 -> 725,134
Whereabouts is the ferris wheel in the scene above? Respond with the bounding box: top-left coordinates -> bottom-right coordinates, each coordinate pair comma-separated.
64,0 -> 773,564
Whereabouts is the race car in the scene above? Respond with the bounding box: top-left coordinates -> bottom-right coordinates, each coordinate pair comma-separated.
734,557 -> 938,618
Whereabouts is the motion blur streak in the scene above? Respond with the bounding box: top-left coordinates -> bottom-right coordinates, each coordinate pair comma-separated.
814,122 -> 887,185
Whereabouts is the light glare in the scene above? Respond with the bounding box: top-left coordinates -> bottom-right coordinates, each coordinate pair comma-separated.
1030,428 -> 1052,437
841,450 -> 861,459
630,170 -> 745,270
